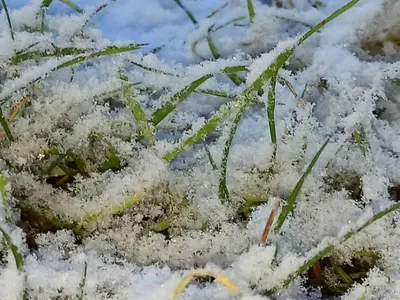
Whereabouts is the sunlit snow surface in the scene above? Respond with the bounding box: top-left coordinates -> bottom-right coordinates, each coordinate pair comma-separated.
1,0 -> 400,299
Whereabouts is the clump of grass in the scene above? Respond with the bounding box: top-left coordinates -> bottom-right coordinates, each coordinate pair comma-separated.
262,200 -> 400,296
306,250 -> 380,296
164,0 -> 361,162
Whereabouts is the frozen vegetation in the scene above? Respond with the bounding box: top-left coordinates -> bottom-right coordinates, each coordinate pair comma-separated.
0,0 -> 400,299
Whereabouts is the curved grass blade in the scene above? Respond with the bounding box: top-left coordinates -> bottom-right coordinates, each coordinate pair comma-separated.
0,0 -> 14,40
0,107 -> 14,141
151,65 -> 248,126
0,226 -> 24,271
207,26 -> 243,86
123,84 -> 155,145
58,0 -> 83,13
173,270 -> 239,299
219,104 -> 247,201
173,0 -> 197,25
191,16 -> 246,59
273,139 -> 329,233
164,0 -> 360,161
207,1 -> 229,18
268,71 -> 278,159
207,26 -> 220,59
262,200 -> 400,296
247,0 -> 256,23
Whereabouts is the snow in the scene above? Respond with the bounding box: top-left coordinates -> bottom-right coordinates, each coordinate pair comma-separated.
1,0 -> 400,299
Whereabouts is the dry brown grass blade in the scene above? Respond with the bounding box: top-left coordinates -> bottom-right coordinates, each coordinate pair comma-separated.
0,95 -> 29,137
173,270 -> 240,299
8,96 -> 29,122
260,200 -> 280,245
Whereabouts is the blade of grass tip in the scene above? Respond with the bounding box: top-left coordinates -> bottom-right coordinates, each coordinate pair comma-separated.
78,0 -> 116,35
58,0 -> 83,13
151,73 -> 213,126
128,60 -> 181,77
262,201 -> 400,296
173,0 -> 197,25
219,104 -> 247,201
164,0 -> 359,162
195,88 -> 234,98
273,139 -> 329,233
0,107 -> 14,142
268,71 -> 278,160
0,0 -> 14,41
40,0 -> 53,33
122,84 -> 155,145
246,0 -> 256,23
207,1 -> 229,18
260,200 -> 280,245
77,261 -> 88,300
205,146 -> 218,170
0,226 -> 24,271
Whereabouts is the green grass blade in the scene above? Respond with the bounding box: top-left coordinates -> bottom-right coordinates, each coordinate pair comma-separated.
164,0 -> 360,161
151,74 -> 213,126
77,261 -> 88,300
207,26 -> 220,59
0,0 -> 14,41
173,0 -> 197,25
128,60 -> 181,77
298,0 -> 359,45
0,226 -> 24,271
0,107 -> 14,142
206,26 -> 244,86
123,84 -> 155,145
58,0 -> 83,13
150,65 -> 247,126
274,139 -> 329,233
40,0 -> 53,32
246,0 -> 256,23
219,104 -> 247,201
262,200 -> 400,296
195,89 -> 234,98
55,44 -> 146,70
0,171 -> 7,206
205,147 -> 218,170
2,45 -> 144,105
268,71 -> 278,159
12,47 -> 88,64
207,2 -> 229,18
213,16 -> 247,32
163,98 -> 246,161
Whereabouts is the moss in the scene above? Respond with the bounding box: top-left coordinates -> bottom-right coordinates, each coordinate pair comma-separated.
325,170 -> 362,201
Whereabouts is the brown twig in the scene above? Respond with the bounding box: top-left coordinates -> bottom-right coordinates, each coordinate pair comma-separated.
260,200 -> 280,244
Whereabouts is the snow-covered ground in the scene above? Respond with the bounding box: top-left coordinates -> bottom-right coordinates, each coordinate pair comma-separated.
0,0 -> 400,299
